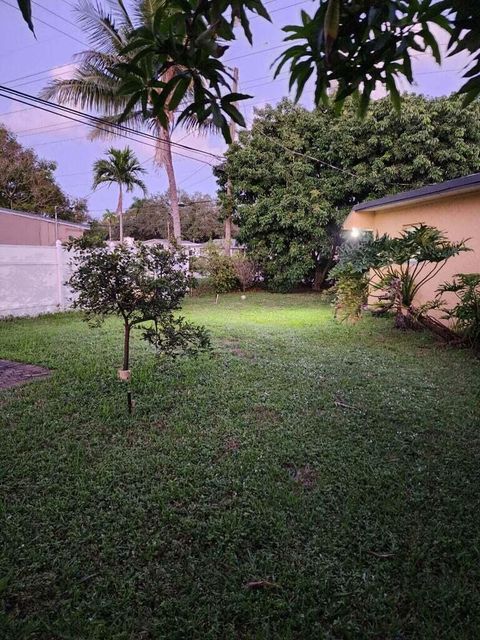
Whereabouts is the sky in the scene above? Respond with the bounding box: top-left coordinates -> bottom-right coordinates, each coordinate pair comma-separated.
0,0 -> 472,220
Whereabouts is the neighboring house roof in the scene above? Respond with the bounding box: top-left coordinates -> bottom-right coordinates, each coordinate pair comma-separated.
353,172 -> 480,213
0,207 -> 89,229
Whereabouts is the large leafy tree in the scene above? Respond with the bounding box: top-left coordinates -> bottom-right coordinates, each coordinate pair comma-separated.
92,147 -> 147,242
223,94 -> 480,291
20,1 -> 480,125
0,124 -> 88,220
123,190 -> 223,242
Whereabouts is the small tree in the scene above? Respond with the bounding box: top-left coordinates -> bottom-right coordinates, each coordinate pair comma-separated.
232,254 -> 257,292
69,244 -> 210,409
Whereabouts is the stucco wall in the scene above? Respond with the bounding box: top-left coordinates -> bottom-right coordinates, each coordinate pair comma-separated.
0,211 -> 86,246
345,191 -> 480,309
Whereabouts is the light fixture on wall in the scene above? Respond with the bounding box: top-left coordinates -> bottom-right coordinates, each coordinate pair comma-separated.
351,227 -> 360,238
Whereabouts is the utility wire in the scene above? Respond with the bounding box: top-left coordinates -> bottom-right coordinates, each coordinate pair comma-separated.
1,0 -> 86,46
0,91 -> 219,166
0,86 -> 223,160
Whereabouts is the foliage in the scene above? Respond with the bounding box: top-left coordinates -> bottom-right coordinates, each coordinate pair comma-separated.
92,147 -> 147,242
41,0 -> 210,242
2,293 -> 480,638
122,191 -> 224,242
333,225 -> 469,326
436,273 -> 480,347
0,124 -> 88,220
92,147 -> 147,195
20,0 -> 480,126
232,254 -> 257,292
276,1 -> 480,114
222,95 -> 480,292
65,220 -> 108,250
68,243 -> 210,373
193,243 -> 238,295
329,262 -> 368,322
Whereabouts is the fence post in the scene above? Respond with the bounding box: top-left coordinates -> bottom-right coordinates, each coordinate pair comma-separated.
55,240 -> 64,310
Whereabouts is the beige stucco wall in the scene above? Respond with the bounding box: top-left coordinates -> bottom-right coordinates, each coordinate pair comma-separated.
344,191 -> 480,309
0,211 -> 86,246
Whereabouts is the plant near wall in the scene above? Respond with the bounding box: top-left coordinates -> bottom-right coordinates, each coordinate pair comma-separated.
435,274 -> 480,347
329,262 -> 368,322
332,225 -> 469,328
68,243 -> 211,411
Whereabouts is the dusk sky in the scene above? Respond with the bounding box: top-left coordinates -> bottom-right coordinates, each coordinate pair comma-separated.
0,0 -> 471,219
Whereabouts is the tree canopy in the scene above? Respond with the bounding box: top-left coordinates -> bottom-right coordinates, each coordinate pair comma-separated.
0,123 -> 88,221
123,191 -> 224,243
17,1 -> 480,132
223,94 -> 480,291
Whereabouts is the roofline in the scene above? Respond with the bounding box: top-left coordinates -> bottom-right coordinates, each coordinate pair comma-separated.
353,172 -> 480,213
0,207 -> 90,229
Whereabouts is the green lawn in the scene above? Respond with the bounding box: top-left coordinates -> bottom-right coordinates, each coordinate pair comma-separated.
1,292 -> 480,639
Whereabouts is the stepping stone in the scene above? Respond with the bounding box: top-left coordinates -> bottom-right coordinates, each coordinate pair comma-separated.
0,360 -> 50,389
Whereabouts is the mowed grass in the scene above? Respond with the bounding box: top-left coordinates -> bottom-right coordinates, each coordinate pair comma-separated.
1,292 -> 480,639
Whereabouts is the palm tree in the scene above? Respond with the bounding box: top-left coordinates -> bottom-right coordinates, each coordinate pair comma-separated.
102,209 -> 117,241
93,148 -> 147,242
41,0 -> 207,242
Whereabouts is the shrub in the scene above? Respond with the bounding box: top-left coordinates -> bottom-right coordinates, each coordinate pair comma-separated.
436,274 -> 480,348
330,262 -> 368,322
232,254 -> 257,291
193,243 -> 238,296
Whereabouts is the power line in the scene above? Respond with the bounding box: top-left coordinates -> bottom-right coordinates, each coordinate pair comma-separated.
0,0 -> 86,46
0,91 -> 220,166
0,85 -> 223,160
32,0 -> 85,33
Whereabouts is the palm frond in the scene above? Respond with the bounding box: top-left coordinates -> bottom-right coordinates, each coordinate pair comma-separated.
41,76 -> 122,113
75,0 -> 126,53
107,0 -> 134,30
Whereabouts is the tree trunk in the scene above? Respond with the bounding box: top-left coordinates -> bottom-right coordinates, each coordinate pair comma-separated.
224,179 -> 233,256
123,322 -> 130,371
162,127 -> 181,243
312,263 -> 329,291
117,183 -> 123,243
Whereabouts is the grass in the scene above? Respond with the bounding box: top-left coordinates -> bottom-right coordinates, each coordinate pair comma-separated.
1,291 -> 480,639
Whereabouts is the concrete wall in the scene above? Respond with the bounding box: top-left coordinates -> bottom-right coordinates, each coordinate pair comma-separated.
0,210 -> 86,246
0,242 -> 74,317
344,191 -> 480,308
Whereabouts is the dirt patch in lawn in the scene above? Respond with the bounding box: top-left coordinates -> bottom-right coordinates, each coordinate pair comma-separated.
0,360 -> 50,389
284,463 -> 318,489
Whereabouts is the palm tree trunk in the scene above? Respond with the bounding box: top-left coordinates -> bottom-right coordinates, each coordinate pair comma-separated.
162,127 -> 181,243
117,183 -> 123,242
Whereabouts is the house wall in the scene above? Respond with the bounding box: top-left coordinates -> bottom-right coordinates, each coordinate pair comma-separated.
345,191 -> 480,309
0,210 -> 86,246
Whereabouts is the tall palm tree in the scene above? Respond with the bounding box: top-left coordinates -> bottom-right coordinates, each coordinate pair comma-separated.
102,209 -> 117,241
93,147 -> 147,242
41,0 -> 206,242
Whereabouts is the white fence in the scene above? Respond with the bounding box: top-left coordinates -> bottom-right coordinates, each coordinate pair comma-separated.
0,242 -> 74,318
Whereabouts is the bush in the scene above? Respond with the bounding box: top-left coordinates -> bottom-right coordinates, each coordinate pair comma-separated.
330,263 -> 368,322
436,274 -> 480,348
232,254 -> 257,291
193,243 -> 238,295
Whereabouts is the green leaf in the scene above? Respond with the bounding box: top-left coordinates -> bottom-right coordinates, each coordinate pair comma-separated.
386,75 -> 401,112
17,0 -> 35,35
